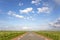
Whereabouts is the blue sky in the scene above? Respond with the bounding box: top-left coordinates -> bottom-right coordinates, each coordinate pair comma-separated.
0,0 -> 60,30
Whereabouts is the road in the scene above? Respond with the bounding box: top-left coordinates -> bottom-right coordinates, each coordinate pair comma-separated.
19,32 -> 46,40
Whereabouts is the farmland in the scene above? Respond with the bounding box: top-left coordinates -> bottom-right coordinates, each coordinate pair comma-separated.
36,31 -> 60,40
0,31 -> 26,40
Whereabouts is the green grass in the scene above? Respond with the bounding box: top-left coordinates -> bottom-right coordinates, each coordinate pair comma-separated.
36,31 -> 60,40
0,31 -> 26,40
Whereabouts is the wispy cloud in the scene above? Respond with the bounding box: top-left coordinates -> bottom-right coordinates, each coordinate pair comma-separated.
31,0 -> 41,5
8,11 -> 15,15
19,7 -> 33,14
13,14 -> 24,18
8,11 -> 24,19
37,7 -> 50,14
25,16 -> 35,21
8,11 -> 35,21
43,3 -> 49,7
19,2 -> 23,6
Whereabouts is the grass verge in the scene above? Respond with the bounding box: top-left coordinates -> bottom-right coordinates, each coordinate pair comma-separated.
36,31 -> 60,40
0,31 -> 26,40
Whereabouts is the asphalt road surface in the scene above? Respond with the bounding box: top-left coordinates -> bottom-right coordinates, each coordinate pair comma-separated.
19,32 -> 46,40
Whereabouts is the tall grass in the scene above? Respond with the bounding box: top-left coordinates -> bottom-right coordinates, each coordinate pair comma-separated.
36,31 -> 60,40
0,31 -> 25,40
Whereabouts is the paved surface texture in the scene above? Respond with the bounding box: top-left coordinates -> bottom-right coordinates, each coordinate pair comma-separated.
19,32 -> 46,40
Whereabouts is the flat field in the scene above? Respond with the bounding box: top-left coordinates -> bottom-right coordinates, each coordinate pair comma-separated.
36,31 -> 60,40
0,31 -> 25,40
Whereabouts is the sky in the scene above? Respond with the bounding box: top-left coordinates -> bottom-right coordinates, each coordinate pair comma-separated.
0,0 -> 60,31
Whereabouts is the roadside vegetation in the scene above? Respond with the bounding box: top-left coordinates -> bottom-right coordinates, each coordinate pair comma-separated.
36,31 -> 60,40
0,31 -> 26,40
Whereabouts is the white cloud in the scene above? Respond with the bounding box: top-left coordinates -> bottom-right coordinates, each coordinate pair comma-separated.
8,11 -> 24,19
19,2 -> 23,6
31,0 -> 41,5
54,0 -> 60,5
13,14 -> 24,18
19,7 -> 33,14
16,15 -> 24,18
37,7 -> 50,13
